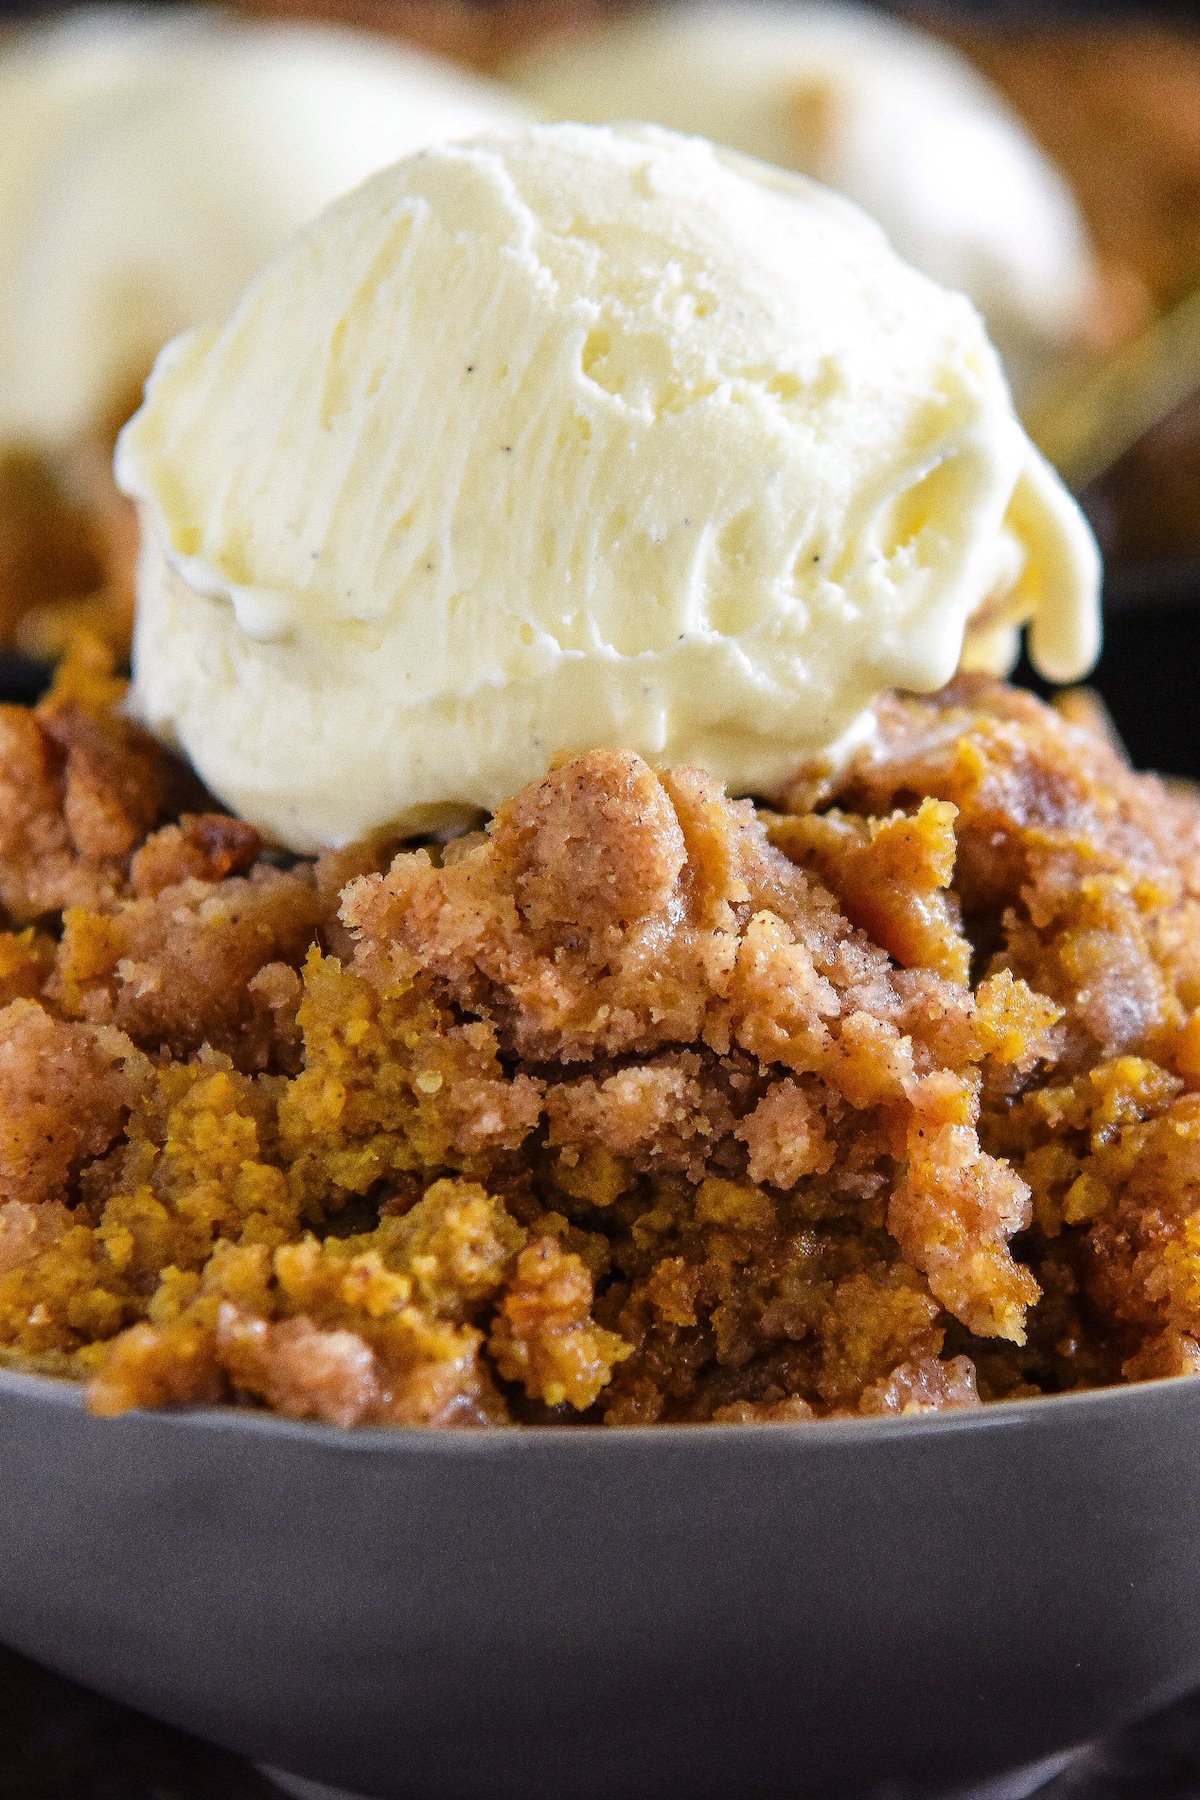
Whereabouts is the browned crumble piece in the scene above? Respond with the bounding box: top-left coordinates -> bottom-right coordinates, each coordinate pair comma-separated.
0,1199 -> 73,1278
0,1002 -> 145,1207
214,1307 -> 382,1428
859,1353 -> 980,1416
86,1318 -> 227,1418
51,865 -> 324,1070
0,641 -> 180,922
129,815 -> 264,897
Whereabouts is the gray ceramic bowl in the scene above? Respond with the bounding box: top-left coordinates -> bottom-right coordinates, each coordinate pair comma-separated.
0,1367 -> 1198,1800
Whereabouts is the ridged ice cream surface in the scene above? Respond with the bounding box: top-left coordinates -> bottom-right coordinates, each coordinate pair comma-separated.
506,2 -> 1101,399
0,7 -> 522,448
117,123 -> 1100,852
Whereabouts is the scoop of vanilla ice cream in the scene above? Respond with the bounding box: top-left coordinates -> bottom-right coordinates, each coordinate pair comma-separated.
506,3 -> 1100,398
117,122 -> 1099,853
0,8 -> 523,449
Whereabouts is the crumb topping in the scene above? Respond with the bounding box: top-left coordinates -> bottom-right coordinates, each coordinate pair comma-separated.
1,647 -> 1199,1426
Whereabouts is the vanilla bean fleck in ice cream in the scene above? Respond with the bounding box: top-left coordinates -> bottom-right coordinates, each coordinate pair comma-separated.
116,122 -> 1100,852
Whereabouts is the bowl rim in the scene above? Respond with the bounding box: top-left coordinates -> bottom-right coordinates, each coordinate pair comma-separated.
0,1359 -> 1195,1456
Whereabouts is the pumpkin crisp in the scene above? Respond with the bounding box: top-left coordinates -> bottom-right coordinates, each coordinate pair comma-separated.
1,646 -> 1199,1426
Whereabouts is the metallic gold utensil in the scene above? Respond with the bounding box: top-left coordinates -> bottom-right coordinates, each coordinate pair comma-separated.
1030,284 -> 1200,493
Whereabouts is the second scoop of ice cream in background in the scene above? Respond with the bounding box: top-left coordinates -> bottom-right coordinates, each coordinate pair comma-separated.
117,123 -> 1099,852
505,2 -> 1104,401
0,7 -> 524,451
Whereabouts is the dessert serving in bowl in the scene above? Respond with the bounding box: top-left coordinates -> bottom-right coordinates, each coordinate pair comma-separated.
1,118 -> 1199,1799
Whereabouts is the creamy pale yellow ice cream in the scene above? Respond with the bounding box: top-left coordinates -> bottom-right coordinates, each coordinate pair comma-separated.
117,123 -> 1099,853
506,3 -> 1101,400
0,8 -> 523,451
